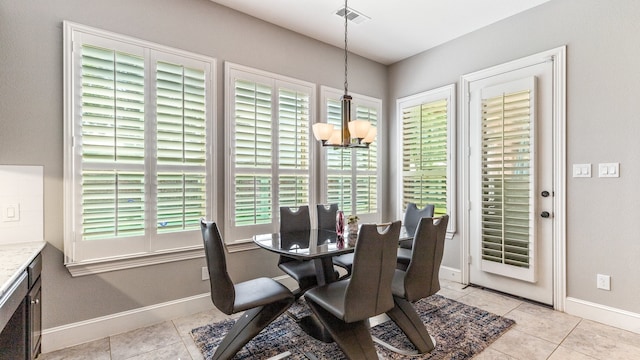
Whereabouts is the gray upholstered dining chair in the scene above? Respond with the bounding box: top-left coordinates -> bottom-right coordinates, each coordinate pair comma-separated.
397,203 -> 435,270
316,203 -> 338,230
383,215 -> 449,355
278,206 -> 324,298
304,221 -> 401,359
200,220 -> 295,360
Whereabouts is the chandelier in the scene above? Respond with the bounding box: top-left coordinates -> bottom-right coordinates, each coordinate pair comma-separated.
312,0 -> 376,148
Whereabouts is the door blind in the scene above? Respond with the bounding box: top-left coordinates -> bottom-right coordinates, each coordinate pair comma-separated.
480,88 -> 534,279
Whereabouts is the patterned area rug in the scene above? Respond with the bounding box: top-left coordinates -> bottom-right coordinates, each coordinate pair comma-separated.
191,294 -> 515,359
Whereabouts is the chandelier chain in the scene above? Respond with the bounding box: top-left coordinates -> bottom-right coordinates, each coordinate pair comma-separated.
344,0 -> 348,95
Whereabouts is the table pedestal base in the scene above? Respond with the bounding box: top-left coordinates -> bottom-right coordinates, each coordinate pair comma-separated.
298,314 -> 334,343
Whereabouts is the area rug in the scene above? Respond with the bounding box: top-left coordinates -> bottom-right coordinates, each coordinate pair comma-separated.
190,294 -> 515,359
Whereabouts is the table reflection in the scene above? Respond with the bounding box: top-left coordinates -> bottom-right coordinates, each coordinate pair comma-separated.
254,229 -> 353,260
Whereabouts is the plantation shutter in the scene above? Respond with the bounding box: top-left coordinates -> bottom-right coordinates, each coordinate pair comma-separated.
156,61 -> 207,234
401,99 -> 448,216
278,87 -> 310,208
233,79 -> 273,226
80,44 -> 146,240
67,23 -> 215,265
326,98 -> 352,212
480,77 -> 536,282
355,105 -> 378,214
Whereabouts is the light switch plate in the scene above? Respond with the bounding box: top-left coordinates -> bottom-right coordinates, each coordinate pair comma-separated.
2,204 -> 20,222
598,163 -> 620,178
572,163 -> 591,178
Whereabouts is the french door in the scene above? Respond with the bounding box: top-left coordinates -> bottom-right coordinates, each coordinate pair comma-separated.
463,50 -> 563,306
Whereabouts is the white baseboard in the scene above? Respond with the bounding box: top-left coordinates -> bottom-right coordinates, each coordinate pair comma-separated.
565,297 -> 640,335
41,293 -> 214,353
440,266 -> 462,283
439,269 -> 640,335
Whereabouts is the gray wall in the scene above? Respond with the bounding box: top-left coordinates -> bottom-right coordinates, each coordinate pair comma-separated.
0,0 -> 386,328
3,0 -> 639,333
388,0 -> 640,313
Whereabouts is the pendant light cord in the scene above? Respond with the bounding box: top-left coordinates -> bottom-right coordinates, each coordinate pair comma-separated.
344,0 -> 348,95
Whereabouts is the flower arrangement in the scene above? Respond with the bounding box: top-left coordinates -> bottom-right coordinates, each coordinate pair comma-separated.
347,215 -> 359,225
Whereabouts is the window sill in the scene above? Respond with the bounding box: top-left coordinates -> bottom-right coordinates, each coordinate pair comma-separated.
65,240 -> 262,276
65,247 -> 206,277
226,239 -> 260,253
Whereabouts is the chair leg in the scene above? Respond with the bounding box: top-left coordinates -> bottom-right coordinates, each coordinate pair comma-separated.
306,299 -> 378,360
385,296 -> 435,354
213,298 -> 294,360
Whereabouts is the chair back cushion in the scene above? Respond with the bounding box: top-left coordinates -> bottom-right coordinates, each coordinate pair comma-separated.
316,204 -> 338,230
403,215 -> 449,302
401,203 -> 436,249
403,203 -> 435,231
344,221 -> 401,322
279,206 -> 311,233
200,220 -> 235,314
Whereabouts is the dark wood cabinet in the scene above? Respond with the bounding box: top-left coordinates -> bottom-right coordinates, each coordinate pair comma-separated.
27,254 -> 42,360
0,253 -> 41,360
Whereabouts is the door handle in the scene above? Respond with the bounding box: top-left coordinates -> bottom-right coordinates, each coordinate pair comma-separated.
540,211 -> 550,218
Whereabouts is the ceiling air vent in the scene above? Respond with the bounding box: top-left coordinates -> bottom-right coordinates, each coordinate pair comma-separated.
335,6 -> 370,24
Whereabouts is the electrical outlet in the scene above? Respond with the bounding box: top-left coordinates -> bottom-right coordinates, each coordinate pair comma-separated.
596,274 -> 610,291
201,267 -> 209,281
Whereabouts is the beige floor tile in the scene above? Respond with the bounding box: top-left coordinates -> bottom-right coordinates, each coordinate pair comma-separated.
437,280 -> 480,300
473,347 -> 518,359
172,308 -> 228,336
505,302 -> 580,344
124,341 -> 192,360
577,319 -> 640,345
182,334 -> 205,360
455,288 -> 523,316
561,320 -> 640,360
489,328 -> 558,360
547,345 -> 598,360
36,338 -> 110,360
109,321 -> 182,360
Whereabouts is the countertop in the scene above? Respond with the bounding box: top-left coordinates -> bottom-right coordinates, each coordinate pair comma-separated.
0,241 -> 46,299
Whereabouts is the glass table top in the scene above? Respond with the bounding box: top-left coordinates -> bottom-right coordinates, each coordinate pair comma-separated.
253,226 -> 413,260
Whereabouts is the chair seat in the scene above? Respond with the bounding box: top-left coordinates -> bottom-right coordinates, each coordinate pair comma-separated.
279,259 -> 340,289
305,281 -> 350,320
332,253 -> 354,273
397,247 -> 412,270
278,260 -> 319,288
233,277 -> 294,313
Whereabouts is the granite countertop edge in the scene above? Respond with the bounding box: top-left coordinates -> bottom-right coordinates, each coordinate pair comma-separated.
0,241 -> 46,299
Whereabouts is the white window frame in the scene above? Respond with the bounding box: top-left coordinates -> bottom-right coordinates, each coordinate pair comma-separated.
318,86 -> 382,224
63,22 -> 216,275
396,84 -> 456,238
224,62 -> 316,245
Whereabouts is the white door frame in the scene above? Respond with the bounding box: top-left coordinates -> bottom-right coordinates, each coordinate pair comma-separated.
459,46 -> 567,310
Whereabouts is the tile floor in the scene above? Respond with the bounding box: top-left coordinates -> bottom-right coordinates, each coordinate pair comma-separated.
37,279 -> 640,360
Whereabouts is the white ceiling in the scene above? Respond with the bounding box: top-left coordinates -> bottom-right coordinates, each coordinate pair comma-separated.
209,0 -> 551,65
